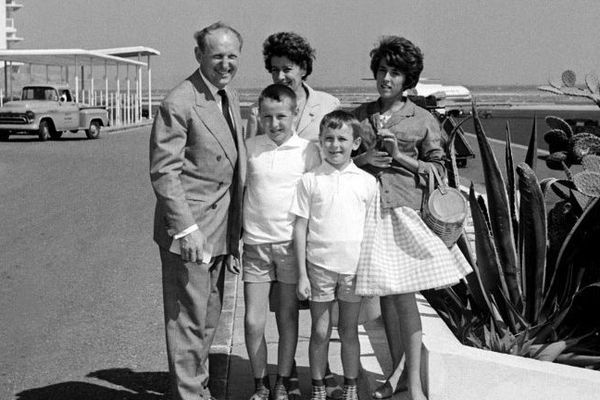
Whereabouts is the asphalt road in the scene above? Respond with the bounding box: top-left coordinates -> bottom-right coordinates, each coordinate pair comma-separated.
0,125 -> 564,400
1,128 -> 167,400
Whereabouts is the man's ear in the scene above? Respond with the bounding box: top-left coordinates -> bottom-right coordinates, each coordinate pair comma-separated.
352,136 -> 362,151
194,46 -> 202,64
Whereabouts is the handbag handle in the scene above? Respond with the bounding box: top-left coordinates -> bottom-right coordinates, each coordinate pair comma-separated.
427,166 -> 447,195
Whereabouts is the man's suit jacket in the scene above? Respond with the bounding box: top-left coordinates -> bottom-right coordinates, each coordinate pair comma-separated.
150,69 -> 246,258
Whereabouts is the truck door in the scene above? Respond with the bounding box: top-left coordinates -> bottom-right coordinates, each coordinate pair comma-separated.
58,90 -> 79,130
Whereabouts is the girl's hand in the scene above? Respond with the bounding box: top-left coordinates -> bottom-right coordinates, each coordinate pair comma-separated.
379,129 -> 401,160
297,276 -> 311,301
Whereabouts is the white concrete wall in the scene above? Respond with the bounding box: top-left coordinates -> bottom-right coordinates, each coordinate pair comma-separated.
418,296 -> 600,400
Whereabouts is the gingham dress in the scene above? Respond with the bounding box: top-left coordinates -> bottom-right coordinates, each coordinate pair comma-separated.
355,189 -> 472,296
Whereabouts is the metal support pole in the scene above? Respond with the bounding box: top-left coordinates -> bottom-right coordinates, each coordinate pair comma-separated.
147,55 -> 152,119
74,56 -> 79,103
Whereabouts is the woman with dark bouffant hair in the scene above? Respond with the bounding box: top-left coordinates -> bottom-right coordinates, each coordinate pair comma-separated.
246,32 -> 339,143
352,36 -> 471,400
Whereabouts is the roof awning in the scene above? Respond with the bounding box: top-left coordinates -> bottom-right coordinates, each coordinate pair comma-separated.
93,46 -> 161,58
0,49 -> 147,66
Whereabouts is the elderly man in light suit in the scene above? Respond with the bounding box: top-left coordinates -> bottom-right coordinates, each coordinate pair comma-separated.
149,21 -> 246,400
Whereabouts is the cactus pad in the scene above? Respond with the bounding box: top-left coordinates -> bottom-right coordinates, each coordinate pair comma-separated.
545,116 -> 573,137
571,133 -> 600,161
573,171 -> 600,197
581,154 -> 600,173
543,129 -> 569,153
562,70 -> 577,87
545,151 -> 569,170
585,73 -> 600,95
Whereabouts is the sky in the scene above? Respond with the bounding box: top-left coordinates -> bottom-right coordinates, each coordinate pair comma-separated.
13,0 -> 600,90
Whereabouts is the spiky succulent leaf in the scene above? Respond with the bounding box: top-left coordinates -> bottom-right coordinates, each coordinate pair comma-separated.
525,117 -> 538,170
472,103 -> 521,308
504,121 -> 518,246
468,185 -> 515,331
517,163 -> 547,322
529,341 -> 568,361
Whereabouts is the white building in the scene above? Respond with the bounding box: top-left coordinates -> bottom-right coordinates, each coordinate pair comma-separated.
0,0 -> 23,50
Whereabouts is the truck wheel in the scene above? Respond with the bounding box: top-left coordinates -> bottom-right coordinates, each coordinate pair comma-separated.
85,121 -> 101,139
50,130 -> 63,140
38,120 -> 51,141
0,131 -> 9,141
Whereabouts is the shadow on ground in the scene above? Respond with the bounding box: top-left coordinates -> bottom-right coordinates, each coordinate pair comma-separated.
15,368 -> 168,400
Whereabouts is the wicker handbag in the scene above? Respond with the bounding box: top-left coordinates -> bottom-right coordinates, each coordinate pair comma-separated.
421,167 -> 468,247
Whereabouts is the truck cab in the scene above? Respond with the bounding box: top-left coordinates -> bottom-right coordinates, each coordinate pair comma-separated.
0,84 -> 108,141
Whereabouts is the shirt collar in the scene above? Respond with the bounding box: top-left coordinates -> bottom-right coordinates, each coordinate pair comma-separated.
198,68 -> 222,99
257,131 -> 302,148
320,159 -> 361,174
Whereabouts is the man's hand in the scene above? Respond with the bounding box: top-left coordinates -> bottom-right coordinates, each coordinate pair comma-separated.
225,254 -> 241,274
179,230 -> 205,262
297,276 -> 311,301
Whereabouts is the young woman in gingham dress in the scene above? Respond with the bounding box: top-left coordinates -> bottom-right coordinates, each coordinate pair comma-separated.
352,36 -> 471,400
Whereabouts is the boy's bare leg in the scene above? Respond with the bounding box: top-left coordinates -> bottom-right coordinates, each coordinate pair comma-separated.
275,282 -> 300,377
309,301 -> 333,380
392,293 -> 427,400
244,282 -> 271,380
337,300 -> 361,379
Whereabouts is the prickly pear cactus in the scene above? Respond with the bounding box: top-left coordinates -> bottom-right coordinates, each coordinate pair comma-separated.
545,151 -> 569,170
544,129 -> 570,154
581,154 -> 600,172
572,155 -> 600,197
571,133 -> 600,161
545,116 -> 573,137
539,70 -> 600,107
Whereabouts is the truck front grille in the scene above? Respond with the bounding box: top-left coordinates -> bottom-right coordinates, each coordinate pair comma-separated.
0,113 -> 28,124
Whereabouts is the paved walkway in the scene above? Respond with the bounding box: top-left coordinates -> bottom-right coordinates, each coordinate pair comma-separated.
211,271 -> 394,400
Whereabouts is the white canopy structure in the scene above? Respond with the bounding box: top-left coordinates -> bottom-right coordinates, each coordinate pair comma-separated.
0,46 -> 160,127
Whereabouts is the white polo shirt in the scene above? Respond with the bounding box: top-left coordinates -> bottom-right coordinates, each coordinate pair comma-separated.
290,161 -> 378,274
243,133 -> 321,245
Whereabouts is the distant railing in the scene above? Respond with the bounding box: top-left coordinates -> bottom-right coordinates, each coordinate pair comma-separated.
6,18 -> 14,29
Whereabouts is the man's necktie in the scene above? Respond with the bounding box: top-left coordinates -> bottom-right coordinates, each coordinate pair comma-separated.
218,89 -> 237,148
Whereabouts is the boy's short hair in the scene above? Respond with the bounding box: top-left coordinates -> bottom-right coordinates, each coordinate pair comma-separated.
258,83 -> 297,111
319,110 -> 362,139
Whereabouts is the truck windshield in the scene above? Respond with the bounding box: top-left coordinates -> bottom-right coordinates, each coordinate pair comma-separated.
22,87 -> 58,101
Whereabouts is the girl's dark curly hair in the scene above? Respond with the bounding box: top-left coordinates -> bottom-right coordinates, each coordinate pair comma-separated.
263,32 -> 315,80
369,36 -> 423,90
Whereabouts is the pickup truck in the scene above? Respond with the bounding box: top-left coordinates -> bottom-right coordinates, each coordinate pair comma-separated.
0,84 -> 109,141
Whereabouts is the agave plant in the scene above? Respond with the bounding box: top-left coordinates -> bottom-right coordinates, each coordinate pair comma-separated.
426,103 -> 600,368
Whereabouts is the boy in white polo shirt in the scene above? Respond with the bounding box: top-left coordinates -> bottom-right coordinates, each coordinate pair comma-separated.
243,84 -> 321,400
291,110 -> 378,400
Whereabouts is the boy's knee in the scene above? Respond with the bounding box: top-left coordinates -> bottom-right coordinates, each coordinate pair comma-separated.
337,322 -> 358,341
311,325 -> 330,344
245,316 -> 266,337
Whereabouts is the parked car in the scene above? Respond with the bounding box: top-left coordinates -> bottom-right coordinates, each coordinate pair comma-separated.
0,84 -> 108,141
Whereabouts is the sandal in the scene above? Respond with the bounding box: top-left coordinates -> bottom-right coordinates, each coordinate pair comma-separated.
249,386 -> 271,400
371,379 -> 407,399
288,362 -> 301,400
